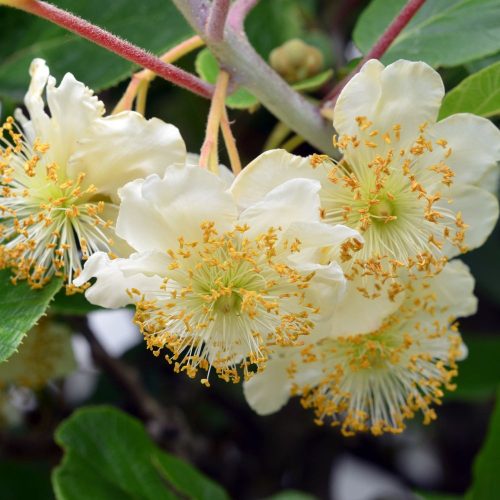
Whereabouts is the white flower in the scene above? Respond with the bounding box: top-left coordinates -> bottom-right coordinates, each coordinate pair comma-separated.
74,163 -> 361,384
0,59 -> 186,288
244,259 -> 477,435
232,60 -> 500,287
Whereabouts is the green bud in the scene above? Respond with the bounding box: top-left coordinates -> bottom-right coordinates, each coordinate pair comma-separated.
269,39 -> 324,83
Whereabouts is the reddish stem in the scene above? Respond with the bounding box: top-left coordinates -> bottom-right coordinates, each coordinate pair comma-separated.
227,0 -> 259,32
322,0 -> 426,108
7,0 -> 213,98
206,0 -> 230,41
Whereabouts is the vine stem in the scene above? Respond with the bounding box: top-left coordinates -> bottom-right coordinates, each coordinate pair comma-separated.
173,0 -> 337,156
322,0 -> 427,110
113,35 -> 205,114
206,0 -> 231,41
1,0 -> 213,98
199,70 -> 230,173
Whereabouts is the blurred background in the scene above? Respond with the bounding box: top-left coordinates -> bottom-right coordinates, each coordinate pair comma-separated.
0,1 -> 499,498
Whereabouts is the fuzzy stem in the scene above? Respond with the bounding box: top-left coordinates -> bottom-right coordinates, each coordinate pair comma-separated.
322,0 -> 426,109
206,0 -> 230,41
113,35 -> 204,114
220,107 -> 242,174
3,0 -> 213,98
200,70 -> 230,173
173,0 -> 337,156
227,0 -> 259,32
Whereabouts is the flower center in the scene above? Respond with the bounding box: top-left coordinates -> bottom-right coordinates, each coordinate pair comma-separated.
134,222 -> 319,386
0,117 -> 114,288
369,197 -> 395,221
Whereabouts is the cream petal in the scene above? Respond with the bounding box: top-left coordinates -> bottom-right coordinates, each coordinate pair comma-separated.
238,178 -> 322,238
130,165 -> 237,246
186,153 -> 235,188
116,177 -> 176,253
334,59 -> 444,148
243,356 -> 292,415
427,259 -> 477,319
283,221 -> 363,265
440,184 -> 499,257
74,251 -> 167,308
328,278 -> 403,338
45,72 -> 105,165
420,114 -> 500,187
230,149 -> 326,209
24,58 -> 51,140
294,260 -> 346,318
67,111 -> 187,200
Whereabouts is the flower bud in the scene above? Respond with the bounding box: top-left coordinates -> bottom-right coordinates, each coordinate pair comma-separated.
269,39 -> 324,83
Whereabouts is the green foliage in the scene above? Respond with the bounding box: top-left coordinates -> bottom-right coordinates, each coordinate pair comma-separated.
466,390 -> 500,499
266,491 -> 318,500
0,270 -> 62,363
439,62 -> 500,119
195,49 -> 259,110
52,406 -> 229,500
354,0 -> 500,68
451,336 -> 500,400
0,0 -> 193,100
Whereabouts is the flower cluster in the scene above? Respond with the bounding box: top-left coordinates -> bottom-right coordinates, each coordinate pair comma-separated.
2,58 -> 499,435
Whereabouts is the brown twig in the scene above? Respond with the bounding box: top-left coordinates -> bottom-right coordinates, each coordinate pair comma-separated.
68,316 -> 197,456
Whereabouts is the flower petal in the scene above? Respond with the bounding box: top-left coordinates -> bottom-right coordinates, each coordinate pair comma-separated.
428,259 -> 477,319
74,251 -> 167,308
46,71 -> 104,165
238,178 -> 322,237
334,59 -> 444,148
420,113 -> 500,187
23,58 -> 51,139
68,111 -> 187,200
230,149 -> 325,209
243,356 -> 292,415
329,278 -> 402,338
117,165 -> 237,251
440,184 -> 499,257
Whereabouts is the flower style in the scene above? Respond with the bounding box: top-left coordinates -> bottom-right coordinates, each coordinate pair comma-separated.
231,60 -> 500,290
244,259 -> 477,436
0,59 -> 186,288
74,164 -> 361,384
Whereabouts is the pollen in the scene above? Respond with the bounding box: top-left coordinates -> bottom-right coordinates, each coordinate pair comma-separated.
133,222 -> 320,385
0,117 -> 115,289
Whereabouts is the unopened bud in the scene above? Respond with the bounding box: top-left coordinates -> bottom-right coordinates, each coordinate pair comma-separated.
269,39 -> 324,83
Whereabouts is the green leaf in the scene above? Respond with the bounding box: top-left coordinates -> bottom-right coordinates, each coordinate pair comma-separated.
0,0 -> 193,100
266,491 -> 317,500
450,336 -> 500,401
439,62 -> 500,119
291,69 -> 333,92
466,389 -> 500,499
53,406 -> 229,500
353,0 -> 500,68
195,48 -> 259,110
0,270 -> 62,363
152,453 -> 229,500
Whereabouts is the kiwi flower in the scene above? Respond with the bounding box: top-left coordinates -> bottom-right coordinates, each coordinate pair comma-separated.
0,59 -> 186,288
